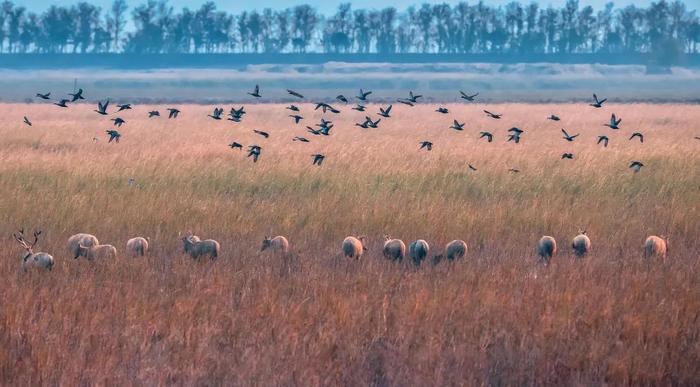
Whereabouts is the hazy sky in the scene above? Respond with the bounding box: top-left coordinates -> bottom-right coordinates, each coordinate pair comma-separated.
15,0 -> 676,15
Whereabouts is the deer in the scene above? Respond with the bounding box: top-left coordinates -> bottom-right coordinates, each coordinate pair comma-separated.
13,229 -> 54,271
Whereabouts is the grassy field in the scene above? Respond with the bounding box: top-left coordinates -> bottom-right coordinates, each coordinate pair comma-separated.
0,102 -> 699,385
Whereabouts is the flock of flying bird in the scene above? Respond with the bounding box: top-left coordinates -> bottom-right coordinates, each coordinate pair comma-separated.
23,87 -> 700,173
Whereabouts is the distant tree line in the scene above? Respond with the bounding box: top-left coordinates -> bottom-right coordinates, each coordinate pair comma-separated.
0,0 -> 697,55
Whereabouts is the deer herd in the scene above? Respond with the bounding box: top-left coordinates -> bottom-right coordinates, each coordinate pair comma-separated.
11,228 -> 671,271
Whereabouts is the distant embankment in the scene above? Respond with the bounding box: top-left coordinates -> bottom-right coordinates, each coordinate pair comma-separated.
1,53 -> 699,69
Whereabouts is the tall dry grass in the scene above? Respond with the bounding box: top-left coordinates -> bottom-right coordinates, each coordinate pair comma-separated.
0,102 -> 699,385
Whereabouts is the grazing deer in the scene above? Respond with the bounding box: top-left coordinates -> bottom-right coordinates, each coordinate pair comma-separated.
13,229 -> 54,270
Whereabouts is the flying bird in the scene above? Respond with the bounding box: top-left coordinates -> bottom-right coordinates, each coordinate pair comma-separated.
450,120 -> 465,131
406,91 -> 422,103
289,115 -> 303,124
366,117 -> 381,128
468,164 -> 477,171
312,154 -> 325,166
479,131 -> 493,142
228,141 -> 243,150
460,91 -> 478,101
117,103 -> 132,112
419,141 -> 433,151
315,102 -> 340,114
111,117 -> 125,127
436,107 -> 449,114
336,95 -> 349,103
507,127 -> 524,144
286,105 -> 300,112
36,92 -> 51,100
248,145 -> 261,162
561,128 -> 579,142
208,107 -> 224,120
293,136 -> 310,143
357,89 -> 372,101
307,126 -> 322,135
69,88 -> 85,102
484,110 -> 502,119
148,110 -> 160,118
95,100 -> 109,115
54,99 -> 69,108
253,130 -> 269,138
629,161 -> 644,173
352,104 -> 366,112
23,116 -> 31,126
248,84 -> 262,98
547,115 -> 561,121
604,113 -> 622,129
167,108 -> 180,119
106,129 -> 121,143
396,98 -> 414,106
287,89 -> 304,99
561,153 -> 574,159
590,93 -> 607,108
378,105 -> 392,118
597,135 -> 609,147
629,132 -> 644,143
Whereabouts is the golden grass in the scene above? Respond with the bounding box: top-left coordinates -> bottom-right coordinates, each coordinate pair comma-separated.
0,102 -> 699,384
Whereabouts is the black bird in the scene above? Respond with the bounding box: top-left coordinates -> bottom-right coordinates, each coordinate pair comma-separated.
450,120 -> 465,131
507,128 -> 524,144
54,99 -> 69,108
307,126 -> 322,135
287,89 -> 304,99
561,128 -> 579,142
111,117 -> 125,127
148,110 -> 160,118
293,136 -> 310,143
479,131 -> 493,142
336,95 -> 349,103
547,114 -> 561,121
106,129 -> 121,143
117,103 -> 132,112
208,107 -> 224,120
287,105 -> 300,112
167,108 -> 180,119
248,145 -> 261,162
69,88 -> 85,102
355,120 -> 370,129
95,100 -> 109,115
248,84 -> 261,98
366,117 -> 381,128
352,104 -> 366,112
590,93 -> 607,108
468,164 -> 477,171
460,91 -> 478,101
419,141 -> 433,151
629,161 -> 644,173
253,130 -> 269,138
597,135 -> 609,147
36,92 -> 51,100
561,153 -> 574,159
406,91 -> 422,103
396,98 -> 415,106
228,106 -> 246,122
436,107 -> 449,114
604,113 -> 622,129
484,110 -> 502,119
320,125 -> 333,136
629,132 -> 644,143
315,102 -> 340,114
23,116 -> 31,126
289,115 -> 303,124
229,141 -> 243,150
357,89 -> 372,101
312,154 -> 325,166
378,105 -> 392,118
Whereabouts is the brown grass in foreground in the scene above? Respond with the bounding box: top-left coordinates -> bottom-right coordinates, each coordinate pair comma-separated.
0,103 -> 699,385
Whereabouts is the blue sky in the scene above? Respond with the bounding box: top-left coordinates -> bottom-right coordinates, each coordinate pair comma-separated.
15,0 -> 669,15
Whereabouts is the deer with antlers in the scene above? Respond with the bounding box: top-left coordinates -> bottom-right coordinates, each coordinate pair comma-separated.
13,229 -> 54,270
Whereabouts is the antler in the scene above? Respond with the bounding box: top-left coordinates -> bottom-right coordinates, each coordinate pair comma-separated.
31,230 -> 41,247
13,229 -> 29,249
